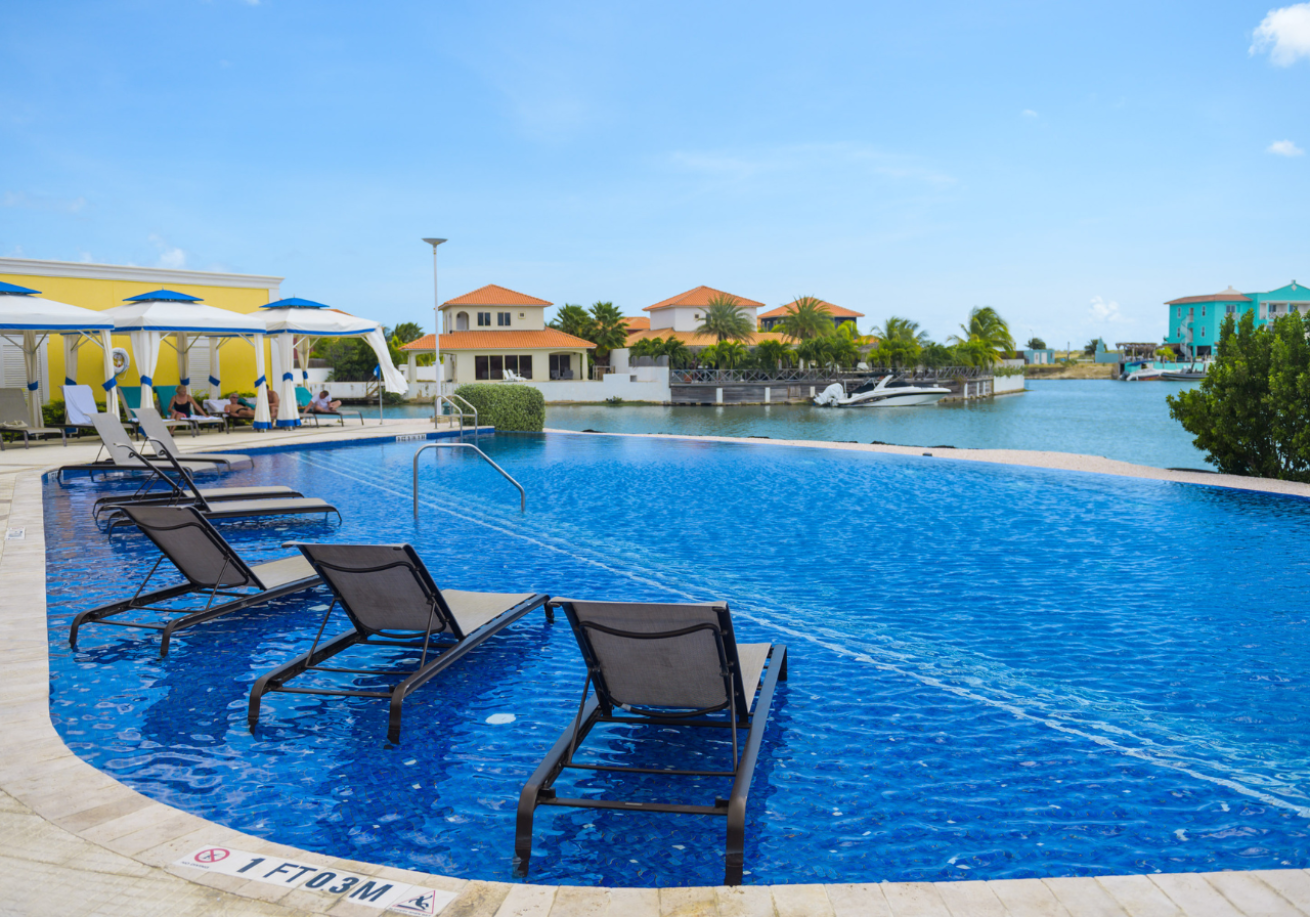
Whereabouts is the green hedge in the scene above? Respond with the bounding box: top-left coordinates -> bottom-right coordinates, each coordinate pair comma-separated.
454,383 -> 545,432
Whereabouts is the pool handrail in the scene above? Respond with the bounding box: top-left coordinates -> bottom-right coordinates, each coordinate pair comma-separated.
435,393 -> 478,446
412,442 -> 525,515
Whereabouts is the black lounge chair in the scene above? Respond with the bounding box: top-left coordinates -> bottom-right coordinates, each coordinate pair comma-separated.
248,543 -> 550,743
57,413 -> 225,482
514,600 -> 787,886
69,504 -> 323,656
95,442 -> 339,529
134,407 -> 253,471
90,453 -> 304,523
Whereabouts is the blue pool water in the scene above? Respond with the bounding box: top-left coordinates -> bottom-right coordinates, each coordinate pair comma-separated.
45,434 -> 1310,887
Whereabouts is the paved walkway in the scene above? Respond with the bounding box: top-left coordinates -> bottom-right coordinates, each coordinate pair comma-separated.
3,426 -> 1309,916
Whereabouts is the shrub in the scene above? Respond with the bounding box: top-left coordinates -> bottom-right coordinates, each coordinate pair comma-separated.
454,383 -> 545,432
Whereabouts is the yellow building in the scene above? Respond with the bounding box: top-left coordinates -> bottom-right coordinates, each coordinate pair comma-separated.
0,257 -> 282,405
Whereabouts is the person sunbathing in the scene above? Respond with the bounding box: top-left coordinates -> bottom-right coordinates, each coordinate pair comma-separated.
222,394 -> 255,420
307,390 -> 343,413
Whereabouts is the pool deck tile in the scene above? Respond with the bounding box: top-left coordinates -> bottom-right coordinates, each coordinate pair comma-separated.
772,883 -> 836,917
7,426 -> 1310,917
878,881 -> 955,916
934,879 -> 1009,916
494,883 -> 557,917
823,883 -> 894,916
715,885 -> 779,917
1041,877 -> 1131,917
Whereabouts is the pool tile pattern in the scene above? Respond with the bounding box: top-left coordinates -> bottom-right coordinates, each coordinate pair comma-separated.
5,424 -> 1310,915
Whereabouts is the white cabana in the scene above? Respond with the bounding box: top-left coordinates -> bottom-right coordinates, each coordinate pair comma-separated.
101,289 -> 275,429
0,281 -> 118,428
260,297 -> 408,427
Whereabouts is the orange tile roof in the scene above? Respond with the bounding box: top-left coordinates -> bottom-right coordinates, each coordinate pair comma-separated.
441,284 -> 552,308
1165,286 -> 1251,305
758,299 -> 864,319
400,330 -> 594,351
643,285 -> 765,312
623,316 -> 650,331
624,328 -> 791,347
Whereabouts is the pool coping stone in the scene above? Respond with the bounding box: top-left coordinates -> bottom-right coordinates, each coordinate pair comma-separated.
4,422 -> 1310,916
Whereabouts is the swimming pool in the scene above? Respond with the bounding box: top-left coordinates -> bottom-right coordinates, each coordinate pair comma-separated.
44,433 -> 1310,887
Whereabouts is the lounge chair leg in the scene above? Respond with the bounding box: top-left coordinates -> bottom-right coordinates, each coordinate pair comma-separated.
387,691 -> 406,744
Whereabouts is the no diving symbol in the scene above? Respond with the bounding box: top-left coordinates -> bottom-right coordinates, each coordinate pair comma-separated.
194,848 -> 230,865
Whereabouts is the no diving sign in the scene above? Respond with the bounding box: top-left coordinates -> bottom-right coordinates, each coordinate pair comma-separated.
177,845 -> 456,913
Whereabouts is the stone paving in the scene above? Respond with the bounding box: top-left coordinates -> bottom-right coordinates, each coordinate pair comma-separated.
2,423 -> 1309,916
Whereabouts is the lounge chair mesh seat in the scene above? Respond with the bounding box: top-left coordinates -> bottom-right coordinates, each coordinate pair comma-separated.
134,408 -> 251,469
69,504 -> 321,656
58,413 -> 222,482
248,543 -> 550,743
93,441 -> 338,528
514,600 -> 786,886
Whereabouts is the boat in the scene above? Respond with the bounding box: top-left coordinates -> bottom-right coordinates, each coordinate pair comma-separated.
1121,365 -> 1166,381
814,375 -> 950,407
1161,364 -> 1208,381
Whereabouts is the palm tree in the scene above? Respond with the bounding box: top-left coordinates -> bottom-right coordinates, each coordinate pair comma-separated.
754,338 -> 796,370
775,296 -> 834,342
695,343 -> 718,368
660,338 -> 693,369
697,294 -> 755,342
948,306 -> 1014,364
628,336 -> 664,360
550,304 -> 595,341
919,342 -> 954,369
714,340 -> 749,369
587,301 -> 628,363
869,317 -> 927,370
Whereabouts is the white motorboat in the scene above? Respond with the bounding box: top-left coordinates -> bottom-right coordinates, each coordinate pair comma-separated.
814,376 -> 950,407
1121,365 -> 1166,381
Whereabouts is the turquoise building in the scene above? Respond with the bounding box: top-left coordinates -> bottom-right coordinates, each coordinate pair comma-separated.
1164,282 -> 1310,359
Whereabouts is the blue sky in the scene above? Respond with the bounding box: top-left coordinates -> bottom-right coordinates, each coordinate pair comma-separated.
2,1 -> 1307,348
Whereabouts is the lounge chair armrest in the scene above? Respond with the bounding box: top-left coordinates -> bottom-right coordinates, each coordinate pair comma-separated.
724,644 -> 786,886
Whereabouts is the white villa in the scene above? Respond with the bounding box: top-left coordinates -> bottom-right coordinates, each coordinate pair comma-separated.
643,285 -> 765,332
400,284 -> 594,384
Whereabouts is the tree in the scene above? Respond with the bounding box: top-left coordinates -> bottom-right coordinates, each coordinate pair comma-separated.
1026,337 -> 1046,350
1083,338 -> 1103,357
1156,346 -> 1176,363
710,340 -> 749,368
315,325 -> 405,381
948,307 -> 1014,365
660,338 -> 693,369
628,336 -> 665,360
392,322 -> 425,345
587,301 -> 628,363
754,338 -> 796,370
1167,311 -> 1310,481
919,342 -> 954,369
550,304 -> 595,341
697,294 -> 755,342
870,317 -> 927,370
775,296 -> 834,342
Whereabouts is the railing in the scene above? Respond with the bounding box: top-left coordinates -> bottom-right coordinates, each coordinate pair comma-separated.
412,442 -> 524,516
669,365 -> 996,385
434,393 -> 479,446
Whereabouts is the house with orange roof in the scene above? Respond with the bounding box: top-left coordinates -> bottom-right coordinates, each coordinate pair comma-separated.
643,285 -> 765,333
399,284 -> 594,385
757,299 -> 864,333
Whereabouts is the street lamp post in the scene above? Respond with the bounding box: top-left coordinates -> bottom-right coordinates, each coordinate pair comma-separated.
422,237 -> 447,424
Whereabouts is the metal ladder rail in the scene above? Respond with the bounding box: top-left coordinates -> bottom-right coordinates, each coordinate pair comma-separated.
434,393 -> 479,445
413,442 -> 525,515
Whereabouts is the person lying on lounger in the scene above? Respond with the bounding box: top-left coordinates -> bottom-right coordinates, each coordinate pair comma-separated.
307,390 -> 343,413
223,394 -> 255,420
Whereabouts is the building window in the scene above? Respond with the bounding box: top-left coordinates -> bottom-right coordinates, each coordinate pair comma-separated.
1201,306 -> 1206,317
1177,307 -> 1181,318
1201,327 -> 1206,337
549,354 -> 573,380
477,312 -> 491,327
455,311 -> 469,331
1189,307 -> 1194,317
498,312 -> 511,326
1226,304 -> 1235,314
504,354 -> 533,378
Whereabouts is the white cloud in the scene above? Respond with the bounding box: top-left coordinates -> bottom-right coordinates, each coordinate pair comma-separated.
1251,3 -> 1310,65
1021,109 -> 1039,118
1088,296 -> 1129,323
1268,139 -> 1305,156
3,191 -> 87,213
149,234 -> 188,269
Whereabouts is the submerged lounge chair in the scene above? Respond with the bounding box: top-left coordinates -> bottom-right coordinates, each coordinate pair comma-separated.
514,600 -> 787,887
94,442 -> 340,529
248,543 -> 549,743
69,504 -> 322,656
0,387 -> 67,450
57,413 -> 222,482
134,408 -> 252,470
90,451 -> 305,522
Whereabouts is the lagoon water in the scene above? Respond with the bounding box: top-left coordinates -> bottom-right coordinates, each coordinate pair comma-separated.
546,379 -> 1207,470
361,380 -> 1207,469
